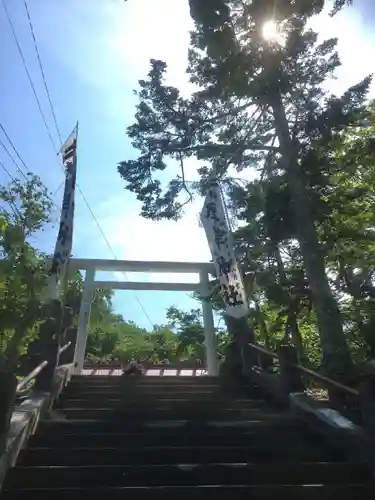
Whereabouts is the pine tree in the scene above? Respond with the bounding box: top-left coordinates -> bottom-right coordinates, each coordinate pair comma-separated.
118,0 -> 368,378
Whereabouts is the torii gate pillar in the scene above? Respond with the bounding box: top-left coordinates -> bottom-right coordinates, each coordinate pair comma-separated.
200,270 -> 219,376
73,268 -> 95,374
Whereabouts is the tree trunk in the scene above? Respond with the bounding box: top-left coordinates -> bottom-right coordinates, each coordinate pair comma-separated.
223,315 -> 257,375
273,244 -> 304,359
287,308 -> 304,361
254,298 -> 270,347
271,97 -> 353,379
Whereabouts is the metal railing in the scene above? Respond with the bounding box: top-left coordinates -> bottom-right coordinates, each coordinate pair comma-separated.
246,341 -> 375,472
247,342 -> 360,397
16,341 -> 72,394
246,341 -> 375,435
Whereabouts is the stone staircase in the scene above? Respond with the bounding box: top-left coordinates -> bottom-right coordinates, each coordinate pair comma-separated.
1,375 -> 374,499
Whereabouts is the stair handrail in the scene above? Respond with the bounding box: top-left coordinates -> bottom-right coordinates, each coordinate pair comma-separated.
247,342 -> 360,397
16,341 -> 72,393
245,340 -> 375,465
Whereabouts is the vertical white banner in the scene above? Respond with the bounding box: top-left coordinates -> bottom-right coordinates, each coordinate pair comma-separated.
200,183 -> 248,318
46,125 -> 78,300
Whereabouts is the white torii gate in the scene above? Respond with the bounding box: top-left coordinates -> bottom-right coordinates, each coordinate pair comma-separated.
66,258 -> 219,376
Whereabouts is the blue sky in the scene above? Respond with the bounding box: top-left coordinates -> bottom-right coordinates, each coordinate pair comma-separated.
0,0 -> 374,329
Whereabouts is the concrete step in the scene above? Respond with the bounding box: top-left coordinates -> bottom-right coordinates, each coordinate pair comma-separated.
55,398 -> 270,410
63,387 -> 234,397
37,415 -> 308,433
64,384 -> 246,394
5,462 -> 371,489
29,428 -> 320,449
18,444 -> 344,466
1,484 -> 373,500
68,381 -> 221,389
62,391 -> 261,402
51,407 -> 289,420
64,380 -> 259,391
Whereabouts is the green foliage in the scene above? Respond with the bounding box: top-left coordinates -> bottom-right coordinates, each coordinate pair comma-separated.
84,303 -> 227,365
330,0 -> 353,16
0,175 -> 52,367
118,0 -> 370,378
166,306 -> 206,360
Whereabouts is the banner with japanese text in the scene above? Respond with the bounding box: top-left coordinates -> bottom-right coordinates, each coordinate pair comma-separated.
200,182 -> 248,318
46,125 -> 78,300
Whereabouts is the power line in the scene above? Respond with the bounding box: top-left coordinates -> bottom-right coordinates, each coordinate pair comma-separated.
1,0 -> 58,155
77,188 -> 155,328
0,159 -> 26,220
52,180 -> 64,197
0,158 -> 16,181
22,0 -> 63,146
0,123 -> 31,175
14,0 -> 155,329
0,123 -> 62,213
0,136 -> 28,181
1,2 -> 69,222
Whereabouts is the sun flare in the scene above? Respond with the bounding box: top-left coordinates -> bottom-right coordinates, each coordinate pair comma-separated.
261,19 -> 285,46
262,20 -> 278,41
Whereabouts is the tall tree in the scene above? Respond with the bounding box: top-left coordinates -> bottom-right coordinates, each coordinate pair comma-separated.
229,176 -> 310,360
119,0 -> 370,378
229,98 -> 375,364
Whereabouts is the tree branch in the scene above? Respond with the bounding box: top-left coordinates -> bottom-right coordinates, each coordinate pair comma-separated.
178,152 -> 193,208
176,142 -> 280,155
260,135 -> 277,180
201,100 -> 255,127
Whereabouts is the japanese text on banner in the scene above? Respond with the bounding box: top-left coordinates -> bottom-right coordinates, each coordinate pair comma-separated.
200,183 -> 248,318
46,125 -> 78,299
